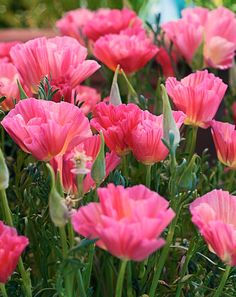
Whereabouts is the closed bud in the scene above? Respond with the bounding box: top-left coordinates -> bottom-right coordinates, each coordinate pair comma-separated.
47,164 -> 69,227
0,148 -> 9,190
91,132 -> 106,186
110,65 -> 122,106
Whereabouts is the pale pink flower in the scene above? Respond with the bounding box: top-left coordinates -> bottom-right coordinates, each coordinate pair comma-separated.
211,120 -> 236,169
162,18 -> 203,64
130,111 -> 185,165
83,8 -> 142,41
72,85 -> 101,115
0,221 -> 29,283
190,189 -> 236,266
50,135 -> 120,194
91,102 -> 142,155
166,70 -> 227,128
204,7 -> 236,69
72,183 -> 175,261
181,7 -> 209,26
10,36 -> 100,101
56,8 -> 93,45
1,98 -> 92,161
0,62 -> 21,111
93,28 -> 158,74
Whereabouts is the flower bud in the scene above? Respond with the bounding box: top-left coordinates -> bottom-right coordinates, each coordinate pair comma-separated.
91,132 -> 105,186
0,148 -> 9,190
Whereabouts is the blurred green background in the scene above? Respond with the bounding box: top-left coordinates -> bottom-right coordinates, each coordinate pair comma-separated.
0,0 -> 235,28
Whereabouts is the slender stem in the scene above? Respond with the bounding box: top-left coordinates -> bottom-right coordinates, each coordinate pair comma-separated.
0,189 -> 32,297
227,170 -> 235,192
0,284 -> 8,297
186,127 -> 198,160
213,266 -> 231,297
127,262 -> 133,297
59,227 -> 73,297
0,127 -> 4,153
121,155 -> 129,179
149,217 -> 177,297
175,240 -> 196,297
84,244 -> 95,290
145,164 -> 152,188
77,270 -> 87,297
115,260 -> 128,297
67,223 -> 74,248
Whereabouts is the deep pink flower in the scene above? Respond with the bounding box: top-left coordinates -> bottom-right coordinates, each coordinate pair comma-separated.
83,8 -> 142,42
130,111 -> 185,165
232,102 -> 236,125
166,70 -> 227,128
0,221 -> 29,283
156,47 -> 177,78
1,98 -> 92,161
0,62 -> 21,111
10,36 -> 100,101
204,7 -> 236,69
162,17 -> 203,64
93,28 -> 158,74
211,120 -> 236,169
50,135 -> 120,194
72,183 -> 175,261
72,85 -> 101,115
190,189 -> 236,266
56,8 -> 94,45
0,41 -> 20,63
90,102 -> 142,155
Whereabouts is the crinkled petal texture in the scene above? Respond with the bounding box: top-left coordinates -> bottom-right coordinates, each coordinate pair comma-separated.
50,135 -> 120,194
190,189 -> 236,266
72,183 -> 175,261
93,28 -> 158,74
166,70 -> 227,128
91,102 -> 142,155
56,8 -> 94,45
0,221 -> 29,283
72,85 -> 101,115
1,98 -> 92,161
83,8 -> 142,41
211,120 -> 236,169
204,7 -> 236,69
130,110 -> 185,165
162,18 -> 203,64
10,36 -> 100,100
0,62 -> 21,111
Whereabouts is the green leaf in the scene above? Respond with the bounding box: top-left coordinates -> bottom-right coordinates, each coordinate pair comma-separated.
17,79 -> 28,99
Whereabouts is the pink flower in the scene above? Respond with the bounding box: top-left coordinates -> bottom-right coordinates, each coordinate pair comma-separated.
190,189 -> 236,266
0,41 -> 20,63
156,47 -> 177,78
166,70 -> 227,128
72,85 -> 101,115
56,8 -> 94,45
10,36 -> 100,101
211,120 -> 236,169
83,8 -> 142,42
0,221 -> 29,283
232,102 -> 236,125
90,102 -> 142,155
162,18 -> 203,64
181,7 -> 209,27
204,7 -> 236,69
50,135 -> 120,194
130,111 -> 185,165
0,62 -> 21,111
93,28 -> 158,74
1,98 -> 92,161
72,183 -> 175,261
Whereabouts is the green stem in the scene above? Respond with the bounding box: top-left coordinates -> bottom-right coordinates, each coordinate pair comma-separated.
121,155 -> 129,179
127,262 -> 133,297
59,227 -> 72,297
0,284 -> 8,297
213,266 -> 231,297
0,189 -> 32,297
227,170 -> 235,192
84,244 -> 95,290
115,260 -> 128,297
145,164 -> 152,188
67,223 -> 74,248
175,240 -> 196,297
0,127 -> 4,153
185,127 -> 198,160
77,270 -> 87,297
